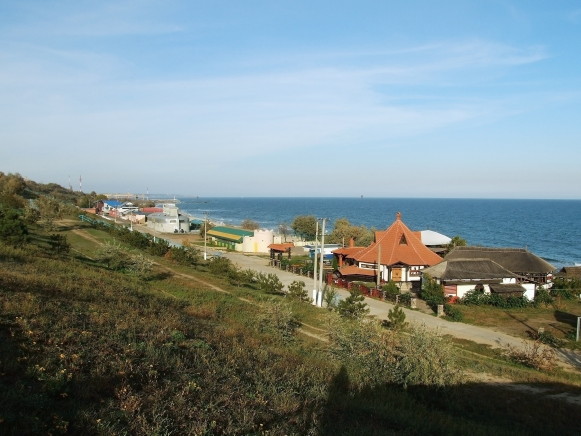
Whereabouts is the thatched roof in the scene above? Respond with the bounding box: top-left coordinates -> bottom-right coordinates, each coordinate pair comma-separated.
422,258 -> 517,281
445,246 -> 555,274
558,266 -> 581,278
489,283 -> 526,295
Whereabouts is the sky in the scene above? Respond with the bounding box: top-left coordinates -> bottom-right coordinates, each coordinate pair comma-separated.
1,1 -> 580,199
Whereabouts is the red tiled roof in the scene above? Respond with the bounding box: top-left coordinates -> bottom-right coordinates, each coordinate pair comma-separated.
348,212 -> 442,267
339,265 -> 376,277
268,243 -> 295,252
333,246 -> 365,256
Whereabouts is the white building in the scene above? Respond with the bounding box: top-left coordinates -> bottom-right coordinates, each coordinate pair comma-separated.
146,204 -> 190,234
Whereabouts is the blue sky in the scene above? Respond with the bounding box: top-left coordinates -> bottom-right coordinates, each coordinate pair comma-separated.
1,1 -> 580,198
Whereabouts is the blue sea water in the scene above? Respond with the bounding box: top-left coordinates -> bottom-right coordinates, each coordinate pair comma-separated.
178,197 -> 581,268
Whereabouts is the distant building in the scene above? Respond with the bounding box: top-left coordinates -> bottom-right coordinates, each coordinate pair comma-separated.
146,204 -> 190,233
207,226 -> 276,253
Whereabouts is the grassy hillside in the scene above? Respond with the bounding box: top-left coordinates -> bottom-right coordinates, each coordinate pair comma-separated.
1,209 -> 581,434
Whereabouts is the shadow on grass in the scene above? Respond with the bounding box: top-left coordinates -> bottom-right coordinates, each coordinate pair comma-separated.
320,366 -> 581,436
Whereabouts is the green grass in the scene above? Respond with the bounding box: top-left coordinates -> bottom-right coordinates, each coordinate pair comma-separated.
1,216 -> 581,435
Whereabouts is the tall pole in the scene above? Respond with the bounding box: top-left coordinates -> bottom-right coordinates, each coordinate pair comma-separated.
376,243 -> 381,288
203,212 -> 208,260
317,218 -> 326,307
312,220 -> 319,305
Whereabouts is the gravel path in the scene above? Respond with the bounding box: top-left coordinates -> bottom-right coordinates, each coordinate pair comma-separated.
222,252 -> 576,355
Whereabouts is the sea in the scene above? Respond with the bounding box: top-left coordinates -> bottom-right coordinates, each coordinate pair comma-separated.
176,197 -> 581,269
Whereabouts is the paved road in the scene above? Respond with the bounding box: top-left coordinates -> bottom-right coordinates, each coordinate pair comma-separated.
222,252 -> 562,352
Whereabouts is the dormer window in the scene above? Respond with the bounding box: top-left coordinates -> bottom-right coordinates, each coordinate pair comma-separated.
399,235 -> 407,245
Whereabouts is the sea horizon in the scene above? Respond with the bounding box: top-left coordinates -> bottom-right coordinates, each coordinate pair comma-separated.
174,197 -> 581,269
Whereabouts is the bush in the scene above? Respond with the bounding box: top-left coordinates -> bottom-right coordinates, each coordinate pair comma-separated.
443,303 -> 463,322
461,289 -> 489,306
337,289 -> 369,320
398,292 -> 412,307
506,340 -> 557,371
256,272 -> 284,295
328,319 -> 463,388
382,281 -> 400,302
534,287 -> 554,307
0,206 -> 28,246
386,305 -> 407,330
323,286 -> 338,310
256,301 -> 301,344
287,280 -> 310,302
420,275 -> 445,309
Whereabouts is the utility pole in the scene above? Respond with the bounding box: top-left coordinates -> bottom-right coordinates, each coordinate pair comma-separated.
203,211 -> 208,260
312,220 -> 319,305
317,218 -> 326,307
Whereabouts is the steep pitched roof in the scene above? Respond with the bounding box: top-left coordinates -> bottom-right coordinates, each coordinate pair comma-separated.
445,247 -> 555,274
422,258 -> 517,281
347,212 -> 442,267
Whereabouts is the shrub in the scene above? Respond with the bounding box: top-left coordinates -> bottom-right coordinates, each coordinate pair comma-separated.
386,305 -> 408,330
398,292 -> 412,307
443,303 -> 463,322
420,275 -> 445,309
534,287 -> 554,307
461,289 -> 489,306
337,289 -> 369,320
506,340 -> 557,371
382,281 -> 400,302
535,330 -> 563,348
323,286 -> 338,310
0,206 -> 28,246
396,325 -> 464,388
328,319 -> 463,388
48,233 -> 70,255
287,280 -> 310,302
256,300 -> 301,344
256,272 -> 284,295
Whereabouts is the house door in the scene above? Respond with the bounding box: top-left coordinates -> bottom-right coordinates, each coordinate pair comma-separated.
391,268 -> 403,282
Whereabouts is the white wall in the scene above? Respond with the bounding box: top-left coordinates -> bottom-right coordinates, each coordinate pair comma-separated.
242,229 -> 274,253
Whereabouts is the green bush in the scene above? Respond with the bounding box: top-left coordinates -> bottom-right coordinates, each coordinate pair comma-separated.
382,281 -> 400,302
420,275 -> 445,308
387,305 -> 408,330
337,289 -> 369,319
443,303 -> 463,322
287,280 -> 310,302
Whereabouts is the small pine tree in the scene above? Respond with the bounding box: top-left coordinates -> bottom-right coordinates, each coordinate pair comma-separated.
337,289 -> 369,319
287,280 -> 310,302
387,305 -> 407,330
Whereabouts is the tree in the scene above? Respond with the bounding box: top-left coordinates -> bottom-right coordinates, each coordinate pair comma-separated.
446,235 -> 467,252
337,289 -> 369,319
256,272 -> 284,295
291,215 -> 317,240
48,234 -> 70,255
327,218 -> 374,247
241,219 -> 260,230
0,206 -> 28,246
420,274 -> 445,308
36,195 -> 65,230
287,280 -> 310,302
387,305 -> 408,330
